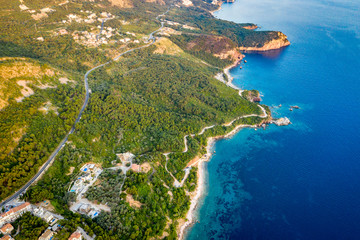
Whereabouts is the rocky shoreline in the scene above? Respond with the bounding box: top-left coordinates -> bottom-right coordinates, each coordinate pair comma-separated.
177,60 -> 271,239
177,1 -> 290,239
177,120 -> 270,239
211,2 -> 290,52
239,32 -> 290,51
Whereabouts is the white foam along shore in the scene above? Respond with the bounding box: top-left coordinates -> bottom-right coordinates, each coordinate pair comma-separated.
177,122 -> 258,239
178,5 -> 269,237
177,139 -> 212,240
178,2 -> 294,237
214,59 -> 244,94
178,63 -> 266,239
224,61 -> 244,94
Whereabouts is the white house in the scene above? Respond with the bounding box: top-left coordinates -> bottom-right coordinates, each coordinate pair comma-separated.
0,202 -> 31,227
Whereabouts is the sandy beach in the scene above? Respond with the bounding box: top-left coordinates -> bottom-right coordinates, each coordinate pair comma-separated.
177,33 -> 273,237
177,7 -> 268,237
178,53 -> 247,239
224,60 -> 247,96
177,139 -> 212,240
177,121 -> 259,239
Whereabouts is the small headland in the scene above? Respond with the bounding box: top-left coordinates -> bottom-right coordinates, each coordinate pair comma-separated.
177,0 -> 292,238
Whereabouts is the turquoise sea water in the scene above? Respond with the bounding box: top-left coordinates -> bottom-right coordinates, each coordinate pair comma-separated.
187,0 -> 360,239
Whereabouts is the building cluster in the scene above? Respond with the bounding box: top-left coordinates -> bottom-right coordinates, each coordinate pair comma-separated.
62,11 -> 114,25
0,202 -> 65,240
164,20 -> 197,31
59,10 -> 143,47
36,228 -> 83,240
30,9 -> 143,47
59,11 -> 119,46
72,30 -> 102,46
33,206 -> 61,226
70,164 -> 102,195
0,223 -> 14,240
69,163 -> 105,218
71,27 -> 140,46
119,37 -> 131,43
0,202 -> 32,227
71,203 -> 100,219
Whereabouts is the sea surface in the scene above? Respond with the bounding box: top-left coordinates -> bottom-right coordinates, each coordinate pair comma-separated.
187,0 -> 360,239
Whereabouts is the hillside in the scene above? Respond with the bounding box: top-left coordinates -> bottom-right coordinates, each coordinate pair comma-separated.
0,0 -> 283,239
0,57 -> 82,201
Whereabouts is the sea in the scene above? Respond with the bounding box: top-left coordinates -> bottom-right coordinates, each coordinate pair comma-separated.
187,0 -> 360,239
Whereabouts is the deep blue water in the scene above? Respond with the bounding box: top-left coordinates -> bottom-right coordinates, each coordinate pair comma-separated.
187,0 -> 360,239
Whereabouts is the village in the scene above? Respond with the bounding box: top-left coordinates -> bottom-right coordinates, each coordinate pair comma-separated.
58,10 -> 146,47
0,156 -> 152,240
27,5 -> 200,48
68,157 -> 151,219
28,7 -> 146,48
68,163 -> 107,219
0,201 -> 84,240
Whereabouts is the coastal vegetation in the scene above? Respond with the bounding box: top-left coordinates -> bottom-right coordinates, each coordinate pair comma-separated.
241,89 -> 261,102
165,4 -> 285,48
0,0 -> 284,238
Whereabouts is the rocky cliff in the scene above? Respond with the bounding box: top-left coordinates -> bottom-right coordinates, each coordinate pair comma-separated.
214,48 -> 244,62
242,25 -> 258,30
186,34 -> 244,62
241,90 -> 262,102
239,32 -> 290,51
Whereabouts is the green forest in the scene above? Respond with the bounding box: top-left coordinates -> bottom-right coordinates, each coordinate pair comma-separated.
0,0 -> 275,238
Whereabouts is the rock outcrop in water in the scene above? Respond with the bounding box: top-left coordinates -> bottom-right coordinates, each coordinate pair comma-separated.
272,117 -> 291,126
243,25 -> 258,30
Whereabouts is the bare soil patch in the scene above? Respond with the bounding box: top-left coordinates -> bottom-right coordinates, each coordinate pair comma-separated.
126,194 -> 142,208
108,0 -> 133,8
16,80 -> 34,102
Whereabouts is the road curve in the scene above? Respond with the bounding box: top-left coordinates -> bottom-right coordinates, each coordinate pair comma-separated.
162,103 -> 268,188
0,8 -> 170,208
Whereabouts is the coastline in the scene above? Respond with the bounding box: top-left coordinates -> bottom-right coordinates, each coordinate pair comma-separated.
177,56 -> 268,239
176,0 -> 360,238
177,2 -> 288,239
178,122 -> 261,240
177,46 -> 285,240
210,2 -> 258,30
209,1 -> 223,16
223,60 -> 242,92
177,138 -> 212,240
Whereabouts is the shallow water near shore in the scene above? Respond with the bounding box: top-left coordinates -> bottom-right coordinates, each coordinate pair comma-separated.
187,0 -> 360,239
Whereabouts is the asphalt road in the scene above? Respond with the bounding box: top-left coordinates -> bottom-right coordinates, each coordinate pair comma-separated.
0,8 -> 169,208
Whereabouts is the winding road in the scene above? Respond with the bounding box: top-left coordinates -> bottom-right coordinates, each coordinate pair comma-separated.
163,103 -> 268,188
0,8 -> 170,208
0,5 -> 268,207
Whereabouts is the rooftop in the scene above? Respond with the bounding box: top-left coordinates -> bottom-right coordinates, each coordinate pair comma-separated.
0,202 -> 31,218
39,229 -> 53,239
0,223 -> 14,234
68,231 -> 81,240
0,235 -> 13,240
